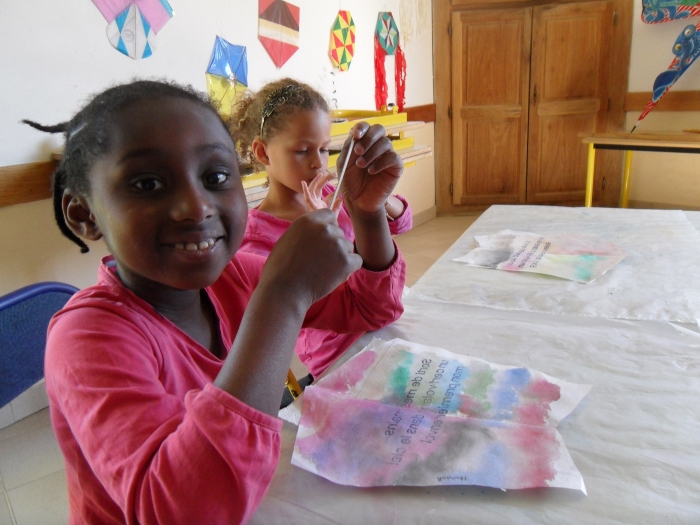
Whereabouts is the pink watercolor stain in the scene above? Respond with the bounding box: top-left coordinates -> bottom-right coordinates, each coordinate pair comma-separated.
515,379 -> 561,426
317,349 -> 378,394
512,424 -> 560,487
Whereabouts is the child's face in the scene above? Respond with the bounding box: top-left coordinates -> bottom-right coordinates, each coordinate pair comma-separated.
77,97 -> 247,293
264,108 -> 332,192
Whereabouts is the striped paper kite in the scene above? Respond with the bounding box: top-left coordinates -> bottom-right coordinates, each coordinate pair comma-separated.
632,21 -> 700,131
329,10 -> 356,71
259,0 -> 300,68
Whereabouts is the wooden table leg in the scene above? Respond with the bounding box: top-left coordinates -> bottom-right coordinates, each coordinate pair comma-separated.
585,143 -> 595,207
620,150 -> 633,208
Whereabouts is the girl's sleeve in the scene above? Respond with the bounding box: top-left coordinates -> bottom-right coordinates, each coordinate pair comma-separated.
388,194 -> 413,235
45,306 -> 281,525
302,242 -> 406,334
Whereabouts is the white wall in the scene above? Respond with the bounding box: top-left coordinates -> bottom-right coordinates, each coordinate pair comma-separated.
626,2 -> 700,208
0,0 -> 434,295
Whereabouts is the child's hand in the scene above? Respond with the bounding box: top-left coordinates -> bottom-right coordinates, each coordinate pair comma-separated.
261,209 -> 362,306
337,123 -> 404,217
301,173 -> 343,216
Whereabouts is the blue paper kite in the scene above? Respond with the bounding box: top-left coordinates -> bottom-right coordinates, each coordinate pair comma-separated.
205,36 -> 248,116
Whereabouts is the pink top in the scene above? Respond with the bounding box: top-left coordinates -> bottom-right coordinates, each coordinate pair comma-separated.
45,251 -> 405,525
241,185 -> 412,376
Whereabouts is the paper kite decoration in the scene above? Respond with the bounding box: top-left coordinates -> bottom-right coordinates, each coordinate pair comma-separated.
329,11 -> 356,71
205,37 -> 248,117
91,0 -> 173,59
375,12 -> 406,111
642,0 -> 700,24
633,22 -> 700,131
259,0 -> 300,68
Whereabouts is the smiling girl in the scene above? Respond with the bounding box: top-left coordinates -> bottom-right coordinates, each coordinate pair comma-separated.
232,78 -> 412,380
23,79 -> 405,524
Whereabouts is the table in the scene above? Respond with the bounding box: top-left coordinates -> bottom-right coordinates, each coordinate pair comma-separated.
251,206 -> 700,524
581,132 -> 700,208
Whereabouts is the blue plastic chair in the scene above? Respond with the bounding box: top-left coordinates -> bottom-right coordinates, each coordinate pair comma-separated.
0,282 -> 78,408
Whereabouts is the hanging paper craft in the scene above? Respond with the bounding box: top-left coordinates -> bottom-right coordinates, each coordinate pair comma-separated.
632,22 -> 700,131
292,338 -> 590,491
329,10 -> 356,71
452,230 -> 626,283
259,0 -> 300,68
205,37 -> 248,117
642,0 -> 700,24
92,0 -> 173,59
374,12 -> 406,111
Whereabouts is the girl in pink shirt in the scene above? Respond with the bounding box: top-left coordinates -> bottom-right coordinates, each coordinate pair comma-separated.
232,78 -> 413,382
23,79 -> 406,524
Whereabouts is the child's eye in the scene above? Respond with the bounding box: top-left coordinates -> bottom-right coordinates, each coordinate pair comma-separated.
132,177 -> 164,192
204,171 -> 230,186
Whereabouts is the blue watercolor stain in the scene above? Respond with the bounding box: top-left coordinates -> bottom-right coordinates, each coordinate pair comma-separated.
490,367 -> 531,420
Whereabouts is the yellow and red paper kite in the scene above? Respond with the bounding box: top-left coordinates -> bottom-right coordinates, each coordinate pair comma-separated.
329,10 -> 356,72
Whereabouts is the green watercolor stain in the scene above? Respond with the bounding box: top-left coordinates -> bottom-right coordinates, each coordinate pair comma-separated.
387,350 -> 414,402
462,364 -> 495,412
573,254 -> 604,283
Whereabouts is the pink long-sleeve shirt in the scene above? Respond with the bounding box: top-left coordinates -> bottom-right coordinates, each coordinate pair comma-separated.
45,251 -> 405,525
241,185 -> 412,376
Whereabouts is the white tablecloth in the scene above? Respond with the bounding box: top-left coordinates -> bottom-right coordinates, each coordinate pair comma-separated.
253,293 -> 700,524
412,206 -> 700,323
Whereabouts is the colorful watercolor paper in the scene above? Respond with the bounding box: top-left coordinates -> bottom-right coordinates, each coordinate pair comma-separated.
292,338 -> 590,492
453,230 -> 626,283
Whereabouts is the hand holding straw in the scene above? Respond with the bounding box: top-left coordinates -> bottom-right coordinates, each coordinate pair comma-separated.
330,137 -> 354,209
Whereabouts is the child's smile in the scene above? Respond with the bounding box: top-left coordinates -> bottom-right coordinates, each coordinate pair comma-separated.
79,97 -> 248,296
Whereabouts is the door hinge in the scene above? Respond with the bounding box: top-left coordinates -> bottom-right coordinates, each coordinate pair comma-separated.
448,106 -> 453,119
532,85 -> 538,106
448,22 -> 452,37
612,11 -> 617,26
449,183 -> 453,196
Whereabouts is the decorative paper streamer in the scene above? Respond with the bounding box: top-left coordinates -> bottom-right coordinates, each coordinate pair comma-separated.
292,338 -> 590,491
632,21 -> 700,131
642,0 -> 700,24
92,0 -> 173,59
259,0 -> 300,68
329,10 -> 356,71
452,230 -> 626,284
205,36 -> 248,117
374,12 -> 406,111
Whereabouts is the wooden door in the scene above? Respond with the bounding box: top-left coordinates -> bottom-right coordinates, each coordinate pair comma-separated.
527,1 -> 613,203
450,7 -> 531,206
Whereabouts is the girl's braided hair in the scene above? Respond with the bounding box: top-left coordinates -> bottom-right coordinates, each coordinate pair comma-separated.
23,79 -> 229,253
231,77 -> 329,169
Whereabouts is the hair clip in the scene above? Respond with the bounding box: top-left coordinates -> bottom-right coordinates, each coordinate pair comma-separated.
260,85 -> 301,137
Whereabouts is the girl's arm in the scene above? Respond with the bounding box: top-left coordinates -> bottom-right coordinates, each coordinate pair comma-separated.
215,210 -> 361,416
339,123 -> 404,271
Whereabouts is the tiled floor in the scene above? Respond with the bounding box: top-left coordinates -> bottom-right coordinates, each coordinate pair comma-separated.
0,214 -> 480,525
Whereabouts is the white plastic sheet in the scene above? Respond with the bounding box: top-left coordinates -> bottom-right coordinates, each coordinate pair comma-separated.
254,294 -> 700,524
412,206 -> 700,323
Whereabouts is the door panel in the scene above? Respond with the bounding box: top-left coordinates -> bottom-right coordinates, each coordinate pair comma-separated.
527,1 -> 612,203
451,8 -> 531,206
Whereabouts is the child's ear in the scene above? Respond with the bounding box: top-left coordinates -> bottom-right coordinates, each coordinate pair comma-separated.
63,191 -> 103,241
252,138 -> 271,167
